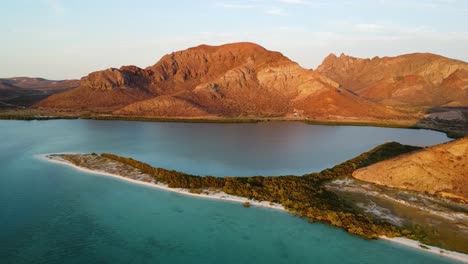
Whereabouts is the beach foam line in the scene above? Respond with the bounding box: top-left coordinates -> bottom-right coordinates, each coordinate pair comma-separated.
380,236 -> 468,263
36,154 -> 286,212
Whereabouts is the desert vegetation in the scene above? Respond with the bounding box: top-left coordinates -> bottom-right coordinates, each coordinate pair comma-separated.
97,142 -> 423,240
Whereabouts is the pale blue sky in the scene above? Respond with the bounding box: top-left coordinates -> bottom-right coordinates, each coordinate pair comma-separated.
1,0 -> 467,79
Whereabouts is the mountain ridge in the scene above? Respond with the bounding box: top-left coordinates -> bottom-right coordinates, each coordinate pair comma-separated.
316,52 -> 468,107
0,42 -> 460,130
37,42 -> 399,119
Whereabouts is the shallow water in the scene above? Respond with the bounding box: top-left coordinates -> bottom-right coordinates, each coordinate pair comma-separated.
327,179 -> 468,253
0,120 -> 461,263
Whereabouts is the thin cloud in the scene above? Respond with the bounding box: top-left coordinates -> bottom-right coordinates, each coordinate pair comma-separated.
266,8 -> 285,15
351,23 -> 435,37
214,0 -> 309,15
214,2 -> 255,9
46,0 -> 66,15
278,0 -> 306,4
278,26 -> 307,32
353,24 -> 386,33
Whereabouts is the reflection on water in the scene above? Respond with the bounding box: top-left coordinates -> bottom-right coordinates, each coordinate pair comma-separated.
1,120 -> 450,176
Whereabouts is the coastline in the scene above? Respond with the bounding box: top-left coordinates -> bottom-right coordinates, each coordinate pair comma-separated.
380,236 -> 468,263
1,108 -> 463,139
327,179 -> 468,221
38,153 -> 468,263
37,154 -> 286,212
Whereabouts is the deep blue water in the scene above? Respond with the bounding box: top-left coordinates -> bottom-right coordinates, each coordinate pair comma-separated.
0,120 -> 460,263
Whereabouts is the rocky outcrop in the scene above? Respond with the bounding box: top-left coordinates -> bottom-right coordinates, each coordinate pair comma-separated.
114,96 -> 209,117
439,69 -> 468,106
36,66 -> 154,111
352,138 -> 468,203
81,66 -> 151,91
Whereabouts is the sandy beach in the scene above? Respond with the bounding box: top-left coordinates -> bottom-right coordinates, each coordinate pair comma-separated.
380,236 -> 468,263
37,154 -> 286,212
38,154 -> 468,263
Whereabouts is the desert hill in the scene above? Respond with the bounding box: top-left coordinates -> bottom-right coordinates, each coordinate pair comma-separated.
353,137 -> 468,203
316,53 -> 468,107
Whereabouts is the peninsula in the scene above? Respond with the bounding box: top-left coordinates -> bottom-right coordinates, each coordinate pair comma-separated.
42,140 -> 468,260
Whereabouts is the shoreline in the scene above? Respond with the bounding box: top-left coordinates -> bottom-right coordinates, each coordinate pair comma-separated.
37,154 -> 468,263
1,109 -> 463,139
380,236 -> 468,263
37,154 -> 286,212
327,179 -> 468,221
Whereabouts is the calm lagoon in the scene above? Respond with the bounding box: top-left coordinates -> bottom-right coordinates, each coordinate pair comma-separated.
0,120 -> 459,263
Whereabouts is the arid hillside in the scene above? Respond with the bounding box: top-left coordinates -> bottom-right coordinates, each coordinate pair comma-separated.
353,138 -> 468,203
36,43 -> 400,119
316,53 -> 468,107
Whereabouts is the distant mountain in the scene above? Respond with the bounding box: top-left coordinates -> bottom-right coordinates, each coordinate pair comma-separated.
353,137 -> 468,203
0,77 -> 79,90
36,43 -> 399,119
316,53 -> 468,108
0,77 -> 78,107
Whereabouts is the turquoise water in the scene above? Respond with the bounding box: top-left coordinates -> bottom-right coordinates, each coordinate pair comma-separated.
0,120 -> 460,263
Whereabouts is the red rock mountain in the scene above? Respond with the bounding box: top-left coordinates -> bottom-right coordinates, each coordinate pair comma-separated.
316,53 -> 468,107
37,43 -> 399,119
35,66 -> 154,111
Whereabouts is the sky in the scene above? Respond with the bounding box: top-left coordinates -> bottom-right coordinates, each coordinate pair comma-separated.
1,0 -> 468,80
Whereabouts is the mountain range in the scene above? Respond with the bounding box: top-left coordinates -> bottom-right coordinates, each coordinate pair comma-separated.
36,43 -> 401,119
2,42 -> 467,127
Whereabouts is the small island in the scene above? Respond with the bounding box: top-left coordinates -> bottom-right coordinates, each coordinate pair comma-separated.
43,141 -> 468,262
